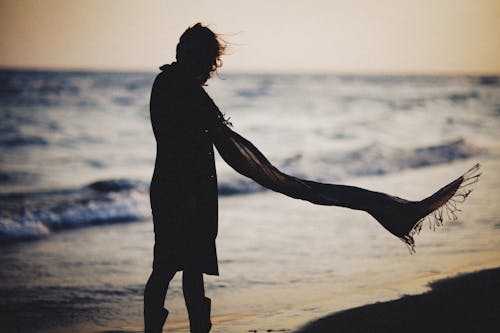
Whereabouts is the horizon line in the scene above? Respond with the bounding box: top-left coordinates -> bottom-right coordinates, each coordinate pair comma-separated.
1,64 -> 499,77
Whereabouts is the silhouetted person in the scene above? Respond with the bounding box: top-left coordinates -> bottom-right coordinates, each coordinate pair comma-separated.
145,23 -> 480,333
145,24 -> 223,333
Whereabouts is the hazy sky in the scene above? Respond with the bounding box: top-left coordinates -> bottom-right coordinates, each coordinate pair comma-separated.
1,0 -> 499,74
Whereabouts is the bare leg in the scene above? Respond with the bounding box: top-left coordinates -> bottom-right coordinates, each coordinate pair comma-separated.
144,266 -> 177,333
183,270 -> 212,333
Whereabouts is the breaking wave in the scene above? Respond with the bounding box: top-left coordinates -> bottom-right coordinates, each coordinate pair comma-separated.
0,179 -> 150,242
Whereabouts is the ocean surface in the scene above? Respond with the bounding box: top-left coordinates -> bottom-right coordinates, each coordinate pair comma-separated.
1,69 -> 499,332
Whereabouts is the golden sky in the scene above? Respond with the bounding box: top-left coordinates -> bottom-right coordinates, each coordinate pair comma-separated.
1,0 -> 499,74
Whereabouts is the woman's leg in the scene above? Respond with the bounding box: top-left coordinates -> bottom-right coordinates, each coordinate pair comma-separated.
183,270 -> 212,333
144,266 -> 177,333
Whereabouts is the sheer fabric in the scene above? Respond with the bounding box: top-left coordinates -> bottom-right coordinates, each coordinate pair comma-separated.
209,107 -> 481,252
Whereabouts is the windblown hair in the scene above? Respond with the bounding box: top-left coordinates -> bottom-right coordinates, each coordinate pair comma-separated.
176,23 -> 226,84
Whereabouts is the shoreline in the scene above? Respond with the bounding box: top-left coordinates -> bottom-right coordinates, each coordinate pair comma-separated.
295,267 -> 500,333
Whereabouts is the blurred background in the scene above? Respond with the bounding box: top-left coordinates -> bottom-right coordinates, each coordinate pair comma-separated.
1,1 -> 499,332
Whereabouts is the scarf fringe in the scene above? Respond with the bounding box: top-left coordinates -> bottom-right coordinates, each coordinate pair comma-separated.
216,110 -> 233,127
401,163 -> 481,253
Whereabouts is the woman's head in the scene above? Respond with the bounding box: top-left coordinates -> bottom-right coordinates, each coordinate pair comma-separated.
176,23 -> 225,84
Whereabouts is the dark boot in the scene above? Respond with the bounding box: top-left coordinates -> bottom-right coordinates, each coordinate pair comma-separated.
187,297 -> 212,333
144,307 -> 168,333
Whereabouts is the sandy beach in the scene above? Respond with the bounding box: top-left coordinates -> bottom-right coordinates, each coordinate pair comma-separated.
2,266 -> 499,333
296,267 -> 500,333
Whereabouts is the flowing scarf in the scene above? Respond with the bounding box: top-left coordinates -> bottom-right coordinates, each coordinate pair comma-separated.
210,109 -> 481,253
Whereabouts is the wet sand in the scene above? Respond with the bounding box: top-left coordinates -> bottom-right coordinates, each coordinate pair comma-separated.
295,267 -> 500,333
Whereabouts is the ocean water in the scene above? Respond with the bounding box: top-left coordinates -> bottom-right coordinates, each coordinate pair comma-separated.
0,69 -> 499,332
1,70 -> 498,240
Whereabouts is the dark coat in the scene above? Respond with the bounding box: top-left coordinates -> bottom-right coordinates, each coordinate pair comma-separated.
149,63 -> 219,275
